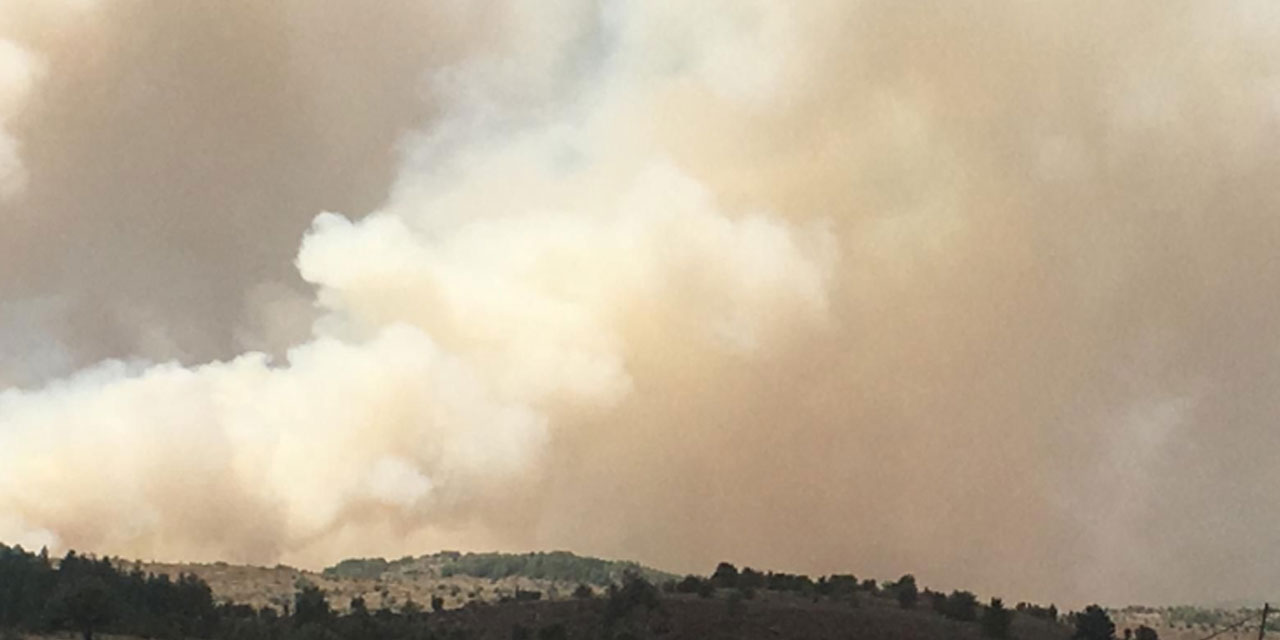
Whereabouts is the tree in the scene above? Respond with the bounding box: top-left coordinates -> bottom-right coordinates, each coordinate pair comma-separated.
348,596 -> 368,617
739,567 -> 765,589
293,584 -> 331,627
895,575 -> 919,609
48,577 -> 118,640
430,595 -> 445,612
604,573 -> 660,626
675,576 -> 704,594
1135,625 -> 1159,640
982,598 -> 1013,638
711,562 -> 739,589
1074,605 -> 1116,640
941,591 -> 979,622
573,583 -> 594,599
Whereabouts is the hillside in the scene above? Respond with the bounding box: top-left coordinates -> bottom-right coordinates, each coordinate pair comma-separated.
134,551 -> 676,614
324,551 -> 676,587
411,589 -> 1074,640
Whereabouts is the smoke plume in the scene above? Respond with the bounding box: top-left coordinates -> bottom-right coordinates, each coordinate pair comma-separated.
2,0 -> 1280,607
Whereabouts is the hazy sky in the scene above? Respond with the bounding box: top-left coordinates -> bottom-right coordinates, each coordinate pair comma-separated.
2,0 -> 1279,608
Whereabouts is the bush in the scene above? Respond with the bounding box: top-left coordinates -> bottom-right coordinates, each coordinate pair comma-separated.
1135,625 -> 1159,640
573,583 -> 594,599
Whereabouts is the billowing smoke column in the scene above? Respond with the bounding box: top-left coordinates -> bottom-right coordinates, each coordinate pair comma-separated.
2,0 -> 1280,607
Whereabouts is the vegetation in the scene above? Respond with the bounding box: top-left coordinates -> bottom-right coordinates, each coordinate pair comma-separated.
938,590 -> 980,622
323,550 -> 676,587
1075,604 -> 1117,640
0,543 -> 1079,640
982,598 -> 1013,638
1135,625 -> 1159,640
893,574 -> 919,609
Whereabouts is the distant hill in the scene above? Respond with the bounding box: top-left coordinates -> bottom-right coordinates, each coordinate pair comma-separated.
323,550 -> 677,586
1110,605 -> 1274,640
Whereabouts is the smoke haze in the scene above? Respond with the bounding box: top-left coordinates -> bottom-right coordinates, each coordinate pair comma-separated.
2,0 -> 1280,607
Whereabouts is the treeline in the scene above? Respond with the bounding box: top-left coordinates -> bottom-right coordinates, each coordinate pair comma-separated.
0,543 -> 1144,640
658,563 -> 1031,638
0,544 -> 454,640
0,543 -> 217,640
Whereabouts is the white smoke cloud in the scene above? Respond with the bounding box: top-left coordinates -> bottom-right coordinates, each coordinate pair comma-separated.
0,1 -> 834,564
0,38 -> 40,199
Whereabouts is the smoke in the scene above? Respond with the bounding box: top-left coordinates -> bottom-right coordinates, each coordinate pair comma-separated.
3,0 -> 1280,607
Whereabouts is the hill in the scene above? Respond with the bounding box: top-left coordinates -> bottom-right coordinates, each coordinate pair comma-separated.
133,551 -> 675,614
323,550 -> 677,586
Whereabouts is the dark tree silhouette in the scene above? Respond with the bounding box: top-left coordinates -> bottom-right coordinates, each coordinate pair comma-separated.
739,567 -> 765,589
293,585 -> 331,628
48,577 -> 118,640
895,574 -> 919,609
982,598 -> 1013,638
941,590 -> 979,621
1135,625 -> 1159,640
1075,605 -> 1117,640
711,562 -> 739,589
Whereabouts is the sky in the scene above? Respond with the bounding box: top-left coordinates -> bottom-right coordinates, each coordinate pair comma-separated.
1,0 -> 1279,608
